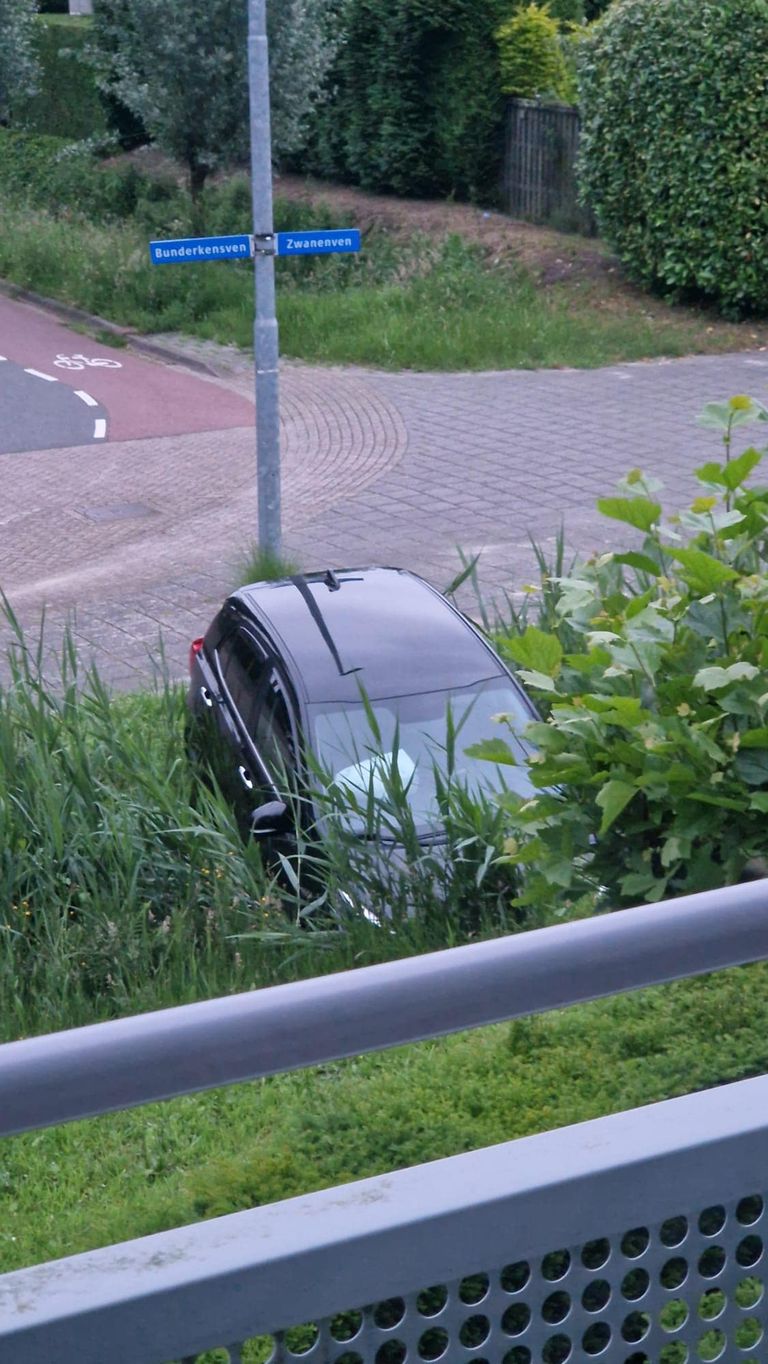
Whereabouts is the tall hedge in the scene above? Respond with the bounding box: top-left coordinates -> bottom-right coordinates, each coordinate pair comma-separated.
15,15 -> 107,139
579,0 -> 768,316
305,0 -> 507,201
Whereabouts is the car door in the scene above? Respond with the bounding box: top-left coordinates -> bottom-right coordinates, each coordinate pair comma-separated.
215,626 -> 273,832
187,612 -> 246,806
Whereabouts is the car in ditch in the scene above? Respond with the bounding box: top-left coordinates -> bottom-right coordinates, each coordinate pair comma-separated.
186,567 -> 540,857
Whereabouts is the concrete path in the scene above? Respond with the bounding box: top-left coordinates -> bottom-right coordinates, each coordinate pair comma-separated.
0,294 -> 766,691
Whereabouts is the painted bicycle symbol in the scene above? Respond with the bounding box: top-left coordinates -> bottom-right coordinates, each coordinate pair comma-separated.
53,353 -> 123,371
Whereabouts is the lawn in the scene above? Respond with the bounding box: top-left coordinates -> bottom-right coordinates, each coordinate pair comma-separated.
4,961 -> 768,1287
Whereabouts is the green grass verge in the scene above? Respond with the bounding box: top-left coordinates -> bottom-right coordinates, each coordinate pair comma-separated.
3,962 -> 768,1283
0,199 -> 734,372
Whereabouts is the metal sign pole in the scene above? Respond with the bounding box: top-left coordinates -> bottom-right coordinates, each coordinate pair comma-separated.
247,0 -> 281,555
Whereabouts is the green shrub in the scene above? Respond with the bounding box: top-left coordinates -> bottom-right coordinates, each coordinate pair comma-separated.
475,395 -> 768,909
496,3 -> 572,99
304,0 -> 507,201
578,0 -> 768,317
15,15 -> 107,140
546,0 -> 584,23
0,130 -> 153,222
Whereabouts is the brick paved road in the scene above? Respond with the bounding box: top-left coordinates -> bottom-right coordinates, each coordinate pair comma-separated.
2,330 -> 767,690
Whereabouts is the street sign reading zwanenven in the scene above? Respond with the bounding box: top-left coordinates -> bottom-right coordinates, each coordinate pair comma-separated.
274,229 -> 361,257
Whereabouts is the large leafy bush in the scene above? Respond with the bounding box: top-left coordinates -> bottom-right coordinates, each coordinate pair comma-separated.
578,0 -> 768,316
475,396 -> 768,907
305,0 -> 507,201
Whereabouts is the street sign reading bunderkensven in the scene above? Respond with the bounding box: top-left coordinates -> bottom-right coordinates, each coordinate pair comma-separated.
274,229 -> 361,257
149,234 -> 253,265
148,229 -> 362,265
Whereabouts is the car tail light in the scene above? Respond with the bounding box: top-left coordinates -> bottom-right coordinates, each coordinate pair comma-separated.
189,637 -> 204,673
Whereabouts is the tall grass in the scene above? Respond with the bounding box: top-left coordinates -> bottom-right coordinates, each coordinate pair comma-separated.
0,608 -> 540,1042
0,612 -> 275,1040
0,197 -> 732,371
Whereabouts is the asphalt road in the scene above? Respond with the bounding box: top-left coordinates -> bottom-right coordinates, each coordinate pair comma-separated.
0,356 -> 107,454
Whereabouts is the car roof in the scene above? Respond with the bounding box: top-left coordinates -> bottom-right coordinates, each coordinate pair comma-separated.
230,567 -> 506,704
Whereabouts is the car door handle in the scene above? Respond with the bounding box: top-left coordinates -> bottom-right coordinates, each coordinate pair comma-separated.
200,686 -> 214,709
238,765 -> 254,791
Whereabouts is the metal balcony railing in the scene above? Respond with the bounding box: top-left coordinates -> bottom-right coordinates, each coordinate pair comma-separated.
2,882 -> 768,1364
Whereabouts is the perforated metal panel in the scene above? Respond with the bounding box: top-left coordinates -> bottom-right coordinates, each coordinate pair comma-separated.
175,1191 -> 766,1364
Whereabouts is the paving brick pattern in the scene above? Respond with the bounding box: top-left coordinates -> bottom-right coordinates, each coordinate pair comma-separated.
2,342 -> 767,690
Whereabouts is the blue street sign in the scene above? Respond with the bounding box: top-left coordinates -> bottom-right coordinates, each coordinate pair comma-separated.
275,229 -> 361,257
149,234 -> 253,265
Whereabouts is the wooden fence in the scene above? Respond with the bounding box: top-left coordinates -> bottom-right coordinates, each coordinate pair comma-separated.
502,96 -> 595,234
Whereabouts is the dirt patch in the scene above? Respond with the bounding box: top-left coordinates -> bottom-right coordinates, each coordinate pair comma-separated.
275,172 -> 617,284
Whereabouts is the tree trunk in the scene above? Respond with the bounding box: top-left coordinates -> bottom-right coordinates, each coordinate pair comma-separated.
188,160 -> 208,230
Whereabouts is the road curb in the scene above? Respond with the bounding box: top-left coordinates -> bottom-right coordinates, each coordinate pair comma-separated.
121,333 -> 219,378
0,279 -> 220,379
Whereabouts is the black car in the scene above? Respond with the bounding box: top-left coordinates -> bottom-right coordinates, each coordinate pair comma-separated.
186,567 -> 539,848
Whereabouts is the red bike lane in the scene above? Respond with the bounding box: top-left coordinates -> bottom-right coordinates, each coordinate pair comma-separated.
0,295 -> 254,446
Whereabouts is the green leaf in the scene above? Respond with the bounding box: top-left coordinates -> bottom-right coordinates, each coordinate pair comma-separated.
619,869 -> 662,899
671,547 -> 739,593
722,446 -> 763,491
517,668 -> 557,692
582,695 -> 646,726
464,738 -> 518,766
502,626 -> 563,678
735,750 -> 768,787
563,647 -> 612,671
694,662 -> 760,691
749,792 -> 768,812
660,834 -> 687,869
698,398 -> 762,431
596,778 -> 637,833
688,792 -> 749,810
614,551 -> 662,576
597,496 -> 661,533
738,728 -> 768,749
695,461 -> 727,486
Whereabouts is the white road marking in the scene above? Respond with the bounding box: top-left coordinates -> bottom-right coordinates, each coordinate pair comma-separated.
24,367 -> 57,382
75,390 -> 99,407
93,418 -> 107,440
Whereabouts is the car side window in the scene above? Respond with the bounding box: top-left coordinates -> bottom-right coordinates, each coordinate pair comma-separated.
254,671 -> 295,777
216,630 -> 268,736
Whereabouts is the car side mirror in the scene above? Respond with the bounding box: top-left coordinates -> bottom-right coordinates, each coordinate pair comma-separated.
250,799 -> 290,836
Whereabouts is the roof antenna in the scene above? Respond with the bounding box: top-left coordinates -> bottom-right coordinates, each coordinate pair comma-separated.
324,569 -> 341,591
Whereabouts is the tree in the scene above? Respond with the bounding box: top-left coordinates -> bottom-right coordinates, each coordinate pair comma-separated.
90,0 -> 338,204
0,0 -> 40,124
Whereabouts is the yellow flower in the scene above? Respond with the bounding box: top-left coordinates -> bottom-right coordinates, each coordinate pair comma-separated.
729,394 -> 753,411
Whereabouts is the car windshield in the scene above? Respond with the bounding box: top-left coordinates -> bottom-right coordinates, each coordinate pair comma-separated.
309,677 -> 537,836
